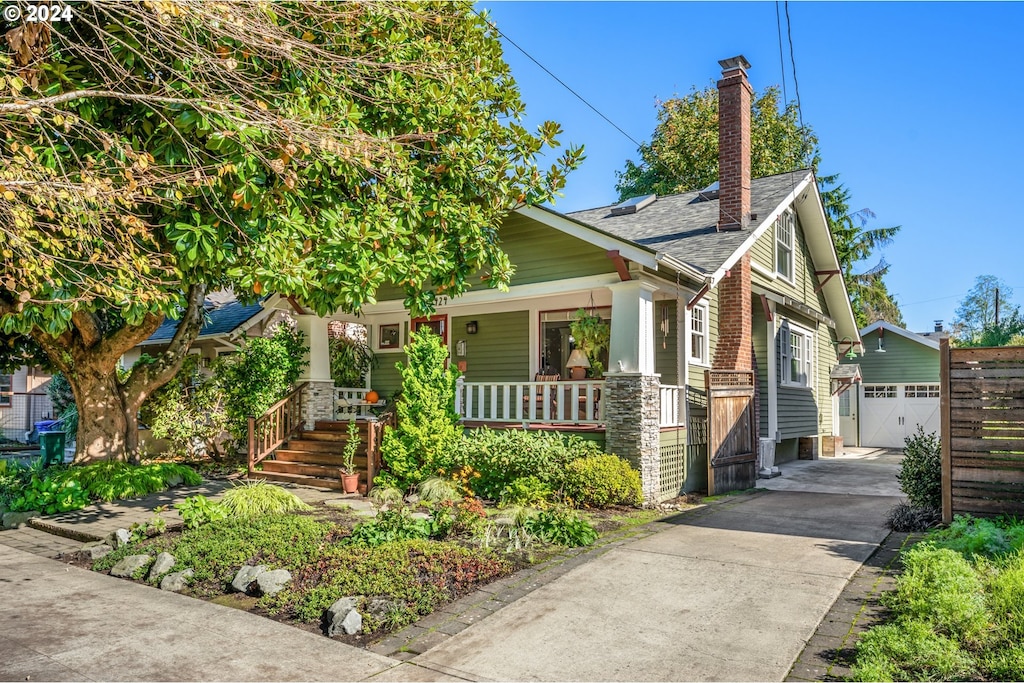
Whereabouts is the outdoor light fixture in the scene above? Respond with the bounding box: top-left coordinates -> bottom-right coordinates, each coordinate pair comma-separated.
876,327 -> 886,352
466,321 -> 478,335
834,336 -> 858,360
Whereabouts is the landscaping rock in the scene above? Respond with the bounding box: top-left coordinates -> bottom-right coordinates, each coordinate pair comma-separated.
109,528 -> 132,549
365,598 -> 403,622
404,494 -> 420,505
165,473 -> 184,487
325,596 -> 363,636
110,554 -> 152,578
160,569 -> 194,592
148,552 -> 176,580
81,542 -> 114,560
325,498 -> 376,513
2,510 -> 39,529
231,564 -> 268,593
410,512 -> 430,521
254,569 -> 292,596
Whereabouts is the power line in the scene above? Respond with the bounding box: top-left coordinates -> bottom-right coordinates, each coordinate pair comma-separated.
775,2 -> 788,106
472,8 -> 644,149
783,1 -> 805,132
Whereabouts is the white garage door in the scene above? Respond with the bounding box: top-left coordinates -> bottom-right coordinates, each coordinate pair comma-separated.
860,384 -> 940,449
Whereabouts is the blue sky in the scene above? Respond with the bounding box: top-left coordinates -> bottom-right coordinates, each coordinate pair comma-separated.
476,1 -> 1024,334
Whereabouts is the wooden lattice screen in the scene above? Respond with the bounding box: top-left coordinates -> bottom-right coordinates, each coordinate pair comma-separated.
941,339 -> 1024,521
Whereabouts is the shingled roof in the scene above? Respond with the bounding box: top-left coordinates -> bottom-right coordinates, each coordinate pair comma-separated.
566,169 -> 812,274
143,296 -> 265,344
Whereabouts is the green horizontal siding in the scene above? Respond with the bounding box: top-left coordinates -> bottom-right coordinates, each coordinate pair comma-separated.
687,289 -> 718,388
753,304 -> 769,438
451,311 -> 530,382
843,329 -> 939,384
369,356 -> 405,398
750,212 -> 825,315
817,323 -> 836,436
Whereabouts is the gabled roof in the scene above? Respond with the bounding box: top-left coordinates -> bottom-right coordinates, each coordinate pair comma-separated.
860,321 -> 940,351
567,170 -> 811,275
139,296 -> 267,346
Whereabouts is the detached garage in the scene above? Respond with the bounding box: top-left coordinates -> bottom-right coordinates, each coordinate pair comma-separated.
837,321 -> 941,448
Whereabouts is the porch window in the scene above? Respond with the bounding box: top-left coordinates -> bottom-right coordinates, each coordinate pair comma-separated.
775,210 -> 794,280
540,308 -> 610,378
689,303 -> 709,365
0,374 -> 10,406
780,322 -> 814,388
411,315 -> 447,346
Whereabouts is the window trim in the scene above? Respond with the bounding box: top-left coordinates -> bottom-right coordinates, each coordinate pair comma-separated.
0,374 -> 11,407
780,320 -> 814,389
688,302 -> 710,367
775,209 -> 795,283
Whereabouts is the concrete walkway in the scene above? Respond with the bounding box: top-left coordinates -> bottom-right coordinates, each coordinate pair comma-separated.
0,454 -> 901,681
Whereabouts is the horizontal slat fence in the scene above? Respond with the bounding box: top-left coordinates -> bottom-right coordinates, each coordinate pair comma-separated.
941,339 -> 1024,521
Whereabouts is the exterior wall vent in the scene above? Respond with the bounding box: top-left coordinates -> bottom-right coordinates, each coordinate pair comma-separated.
610,193 -> 657,216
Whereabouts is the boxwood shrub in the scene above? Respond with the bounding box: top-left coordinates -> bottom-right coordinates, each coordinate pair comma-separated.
560,454 -> 643,508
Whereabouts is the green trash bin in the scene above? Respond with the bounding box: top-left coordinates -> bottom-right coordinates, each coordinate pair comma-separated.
39,431 -> 66,467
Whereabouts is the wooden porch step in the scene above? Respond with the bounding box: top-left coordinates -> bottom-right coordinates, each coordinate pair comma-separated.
296,430 -> 350,442
262,460 -> 349,478
314,420 -> 373,433
250,471 -> 343,490
285,439 -> 357,453
274,449 -> 368,467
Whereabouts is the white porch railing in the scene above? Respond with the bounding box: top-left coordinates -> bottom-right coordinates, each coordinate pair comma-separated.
456,377 -> 605,424
660,384 -> 685,427
334,387 -> 385,420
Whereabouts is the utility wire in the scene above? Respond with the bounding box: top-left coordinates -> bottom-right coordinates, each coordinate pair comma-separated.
775,2 -> 789,106
784,1 -> 805,132
472,8 -> 644,149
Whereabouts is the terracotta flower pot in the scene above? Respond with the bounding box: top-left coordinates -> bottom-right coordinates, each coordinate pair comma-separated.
341,472 -> 360,494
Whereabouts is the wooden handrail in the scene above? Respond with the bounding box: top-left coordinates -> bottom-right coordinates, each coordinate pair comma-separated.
248,382 -> 308,474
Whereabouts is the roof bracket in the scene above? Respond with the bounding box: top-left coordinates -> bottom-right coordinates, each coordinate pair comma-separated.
606,250 -> 632,281
760,294 -> 773,322
286,295 -> 308,315
687,282 -> 711,311
813,269 -> 841,294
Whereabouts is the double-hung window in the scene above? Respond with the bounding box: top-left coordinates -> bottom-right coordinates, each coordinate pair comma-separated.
0,374 -> 11,407
775,210 -> 794,280
780,322 -> 814,388
689,303 -> 709,365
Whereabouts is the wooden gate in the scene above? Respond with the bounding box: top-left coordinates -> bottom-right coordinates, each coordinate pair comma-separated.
941,339 -> 1024,521
705,370 -> 757,495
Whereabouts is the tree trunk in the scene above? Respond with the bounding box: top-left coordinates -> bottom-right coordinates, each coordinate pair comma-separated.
72,362 -> 133,463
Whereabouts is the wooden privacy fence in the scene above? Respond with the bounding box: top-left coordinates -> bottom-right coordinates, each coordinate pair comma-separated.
941,339 -> 1024,521
705,370 -> 756,496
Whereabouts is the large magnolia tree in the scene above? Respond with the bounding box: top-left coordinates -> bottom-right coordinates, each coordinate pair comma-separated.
0,1 -> 581,462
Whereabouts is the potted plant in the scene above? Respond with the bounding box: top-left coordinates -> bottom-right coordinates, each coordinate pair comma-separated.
569,308 -> 610,378
340,419 -> 361,494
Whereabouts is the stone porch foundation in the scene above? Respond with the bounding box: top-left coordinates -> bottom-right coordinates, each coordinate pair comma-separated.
603,372 -> 661,504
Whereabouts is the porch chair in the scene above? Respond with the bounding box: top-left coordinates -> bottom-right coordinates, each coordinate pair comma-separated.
525,373 -> 559,419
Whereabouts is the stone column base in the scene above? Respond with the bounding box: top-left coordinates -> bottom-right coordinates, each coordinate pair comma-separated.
603,372 -> 661,504
300,380 -> 336,430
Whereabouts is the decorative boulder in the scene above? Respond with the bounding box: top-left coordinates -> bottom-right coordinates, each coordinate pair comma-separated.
81,542 -> 114,560
231,564 -> 268,593
160,569 -> 194,592
2,510 -> 39,530
110,554 -> 152,578
255,569 -> 292,596
148,552 -> 176,580
109,528 -> 132,549
325,596 -> 363,636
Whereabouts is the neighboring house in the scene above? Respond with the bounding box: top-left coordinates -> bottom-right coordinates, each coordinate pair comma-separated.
0,366 -> 54,443
258,55 -> 862,501
838,321 -> 940,449
122,291 -> 286,370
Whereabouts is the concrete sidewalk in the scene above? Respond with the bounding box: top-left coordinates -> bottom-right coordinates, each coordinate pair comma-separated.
0,544 -> 401,681
410,489 -> 899,682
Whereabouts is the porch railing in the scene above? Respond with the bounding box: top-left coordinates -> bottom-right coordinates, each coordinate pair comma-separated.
334,386 -> 385,420
455,378 -> 605,424
660,384 -> 686,427
248,382 -> 306,474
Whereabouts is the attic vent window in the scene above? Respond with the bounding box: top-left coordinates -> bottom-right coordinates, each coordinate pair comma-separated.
611,193 -> 656,216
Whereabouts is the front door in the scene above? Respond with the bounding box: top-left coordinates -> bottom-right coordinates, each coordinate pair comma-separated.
838,387 -> 858,446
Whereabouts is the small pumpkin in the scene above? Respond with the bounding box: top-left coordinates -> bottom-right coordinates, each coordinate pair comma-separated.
364,390 -> 380,404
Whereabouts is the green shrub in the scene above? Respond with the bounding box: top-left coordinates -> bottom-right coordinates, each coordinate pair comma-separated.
329,334 -> 377,387
217,481 -> 311,517
429,497 -> 487,539
380,328 -> 462,489
898,426 -> 941,509
886,502 -> 940,532
500,476 -> 554,508
418,476 -> 462,503
175,494 -> 228,529
929,515 -> 1024,559
850,620 -> 977,682
560,454 -> 642,508
454,428 -> 602,500
986,551 -> 1024,642
140,355 -> 228,459
0,459 -> 34,509
9,473 -> 90,514
888,544 -> 988,642
346,508 -> 431,546
524,506 -> 598,547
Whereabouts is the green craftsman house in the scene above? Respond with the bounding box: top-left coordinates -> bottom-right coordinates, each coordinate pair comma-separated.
255,56 -> 863,501
837,321 -> 941,449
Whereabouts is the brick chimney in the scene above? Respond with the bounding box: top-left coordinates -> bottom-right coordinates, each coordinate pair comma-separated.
717,55 -> 752,232
714,56 -> 753,372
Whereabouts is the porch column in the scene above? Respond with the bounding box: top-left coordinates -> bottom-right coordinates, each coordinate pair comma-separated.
296,314 -> 333,430
605,280 -> 661,504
